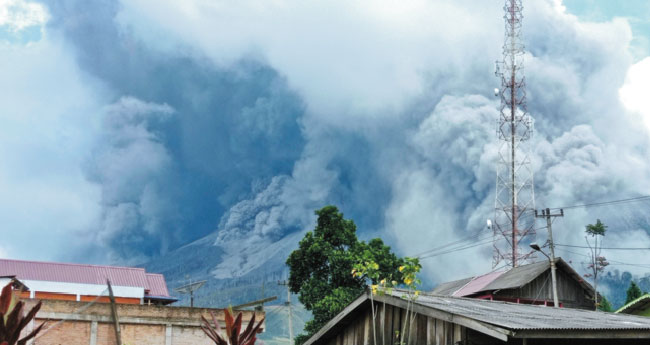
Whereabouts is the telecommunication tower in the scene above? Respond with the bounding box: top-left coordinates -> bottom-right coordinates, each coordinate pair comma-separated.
493,0 -> 536,268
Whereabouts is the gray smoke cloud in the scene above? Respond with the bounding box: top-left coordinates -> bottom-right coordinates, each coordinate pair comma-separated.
85,97 -> 176,263
4,0 -> 649,286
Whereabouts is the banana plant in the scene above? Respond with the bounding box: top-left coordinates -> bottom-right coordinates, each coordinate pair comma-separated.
201,308 -> 265,345
0,283 -> 45,345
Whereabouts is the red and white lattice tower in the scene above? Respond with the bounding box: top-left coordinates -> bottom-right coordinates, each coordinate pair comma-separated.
493,0 -> 536,268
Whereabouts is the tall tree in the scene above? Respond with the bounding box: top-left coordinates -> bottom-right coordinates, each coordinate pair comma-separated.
286,206 -> 409,345
583,219 -> 609,309
625,281 -> 643,305
597,294 -> 613,312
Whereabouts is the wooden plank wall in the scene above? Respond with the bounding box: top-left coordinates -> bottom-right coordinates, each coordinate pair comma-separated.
499,269 -> 593,309
324,303 -> 466,345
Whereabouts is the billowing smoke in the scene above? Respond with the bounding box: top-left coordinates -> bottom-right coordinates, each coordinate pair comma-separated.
5,0 -> 648,285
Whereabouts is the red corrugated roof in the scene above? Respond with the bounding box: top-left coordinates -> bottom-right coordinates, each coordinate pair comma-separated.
452,270 -> 505,297
145,273 -> 170,297
0,258 -> 170,297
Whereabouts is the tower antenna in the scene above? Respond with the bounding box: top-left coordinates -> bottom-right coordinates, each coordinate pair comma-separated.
493,0 -> 536,268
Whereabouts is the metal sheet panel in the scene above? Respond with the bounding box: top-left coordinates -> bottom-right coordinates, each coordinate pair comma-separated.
0,258 -> 148,288
145,273 -> 170,296
452,271 -> 505,297
393,290 -> 650,331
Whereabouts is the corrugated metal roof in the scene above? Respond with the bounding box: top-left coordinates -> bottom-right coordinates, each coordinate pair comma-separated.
0,258 -> 147,289
430,277 -> 473,296
431,258 -> 594,298
394,290 -> 650,330
145,273 -> 170,297
452,270 -> 504,297
481,260 -> 549,291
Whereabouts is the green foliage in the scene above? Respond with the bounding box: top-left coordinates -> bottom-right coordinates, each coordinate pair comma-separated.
585,219 -> 607,237
625,281 -> 643,305
0,283 -> 45,345
286,206 -> 408,345
597,294 -> 613,312
200,308 -> 265,345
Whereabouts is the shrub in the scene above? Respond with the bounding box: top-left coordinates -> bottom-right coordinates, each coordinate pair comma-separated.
201,308 -> 265,345
0,282 -> 45,345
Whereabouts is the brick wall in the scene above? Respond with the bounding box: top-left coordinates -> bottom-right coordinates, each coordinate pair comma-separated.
21,299 -> 264,345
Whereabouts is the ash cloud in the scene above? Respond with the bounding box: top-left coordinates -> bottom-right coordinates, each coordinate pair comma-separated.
24,0 -> 650,284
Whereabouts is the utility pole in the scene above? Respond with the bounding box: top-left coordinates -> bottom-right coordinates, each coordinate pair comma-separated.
106,280 -> 122,345
278,280 -> 293,345
535,208 -> 563,308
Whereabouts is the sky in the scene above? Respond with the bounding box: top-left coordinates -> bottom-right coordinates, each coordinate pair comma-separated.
2,0 -> 650,284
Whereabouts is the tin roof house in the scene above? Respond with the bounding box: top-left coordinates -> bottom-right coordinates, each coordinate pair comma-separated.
304,289 -> 650,345
431,258 -> 595,309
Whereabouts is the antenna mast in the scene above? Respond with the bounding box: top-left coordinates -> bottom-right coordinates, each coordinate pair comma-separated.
493,0 -> 536,268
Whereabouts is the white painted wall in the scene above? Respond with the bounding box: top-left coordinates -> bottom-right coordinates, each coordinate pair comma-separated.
21,280 -> 144,299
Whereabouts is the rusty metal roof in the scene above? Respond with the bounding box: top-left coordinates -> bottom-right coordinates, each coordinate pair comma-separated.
0,258 -> 170,296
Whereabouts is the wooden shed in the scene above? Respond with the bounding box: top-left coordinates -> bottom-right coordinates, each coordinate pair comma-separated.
303,289 -> 650,345
431,258 -> 595,309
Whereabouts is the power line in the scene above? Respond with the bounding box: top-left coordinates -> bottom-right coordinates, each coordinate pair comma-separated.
554,248 -> 650,269
412,227 -> 491,258
411,194 -> 650,261
556,244 -> 650,250
550,195 -> 650,211
413,225 -> 550,259
419,238 -> 493,260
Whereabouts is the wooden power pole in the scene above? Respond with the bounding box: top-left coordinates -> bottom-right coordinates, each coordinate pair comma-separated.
278,280 -> 293,345
535,208 -> 563,308
106,280 -> 122,345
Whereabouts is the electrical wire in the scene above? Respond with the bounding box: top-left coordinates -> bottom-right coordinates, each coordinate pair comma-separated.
419,238 -> 494,260
412,227 -> 491,258
554,248 -> 650,269
549,195 -> 650,211
411,195 -> 650,261
556,244 -> 650,250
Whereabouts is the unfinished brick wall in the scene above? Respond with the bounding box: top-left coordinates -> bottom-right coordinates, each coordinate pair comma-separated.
32,320 -> 89,345
21,300 -> 264,345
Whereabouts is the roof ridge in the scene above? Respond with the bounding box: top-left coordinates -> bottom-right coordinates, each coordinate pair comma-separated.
616,293 -> 650,313
0,258 -> 146,271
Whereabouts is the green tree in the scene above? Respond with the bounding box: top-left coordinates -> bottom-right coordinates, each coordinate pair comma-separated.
597,294 -> 613,312
626,281 -> 643,305
286,206 -> 409,345
585,219 -> 607,236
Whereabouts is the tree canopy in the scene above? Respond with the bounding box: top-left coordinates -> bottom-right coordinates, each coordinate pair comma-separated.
625,281 -> 643,305
585,219 -> 607,237
286,205 -> 411,345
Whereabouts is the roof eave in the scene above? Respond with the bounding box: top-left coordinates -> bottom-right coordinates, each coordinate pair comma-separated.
513,328 -> 650,339
303,291 -> 513,345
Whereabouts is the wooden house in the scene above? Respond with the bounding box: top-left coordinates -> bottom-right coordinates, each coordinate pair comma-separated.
304,289 -> 650,345
431,258 -> 595,309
